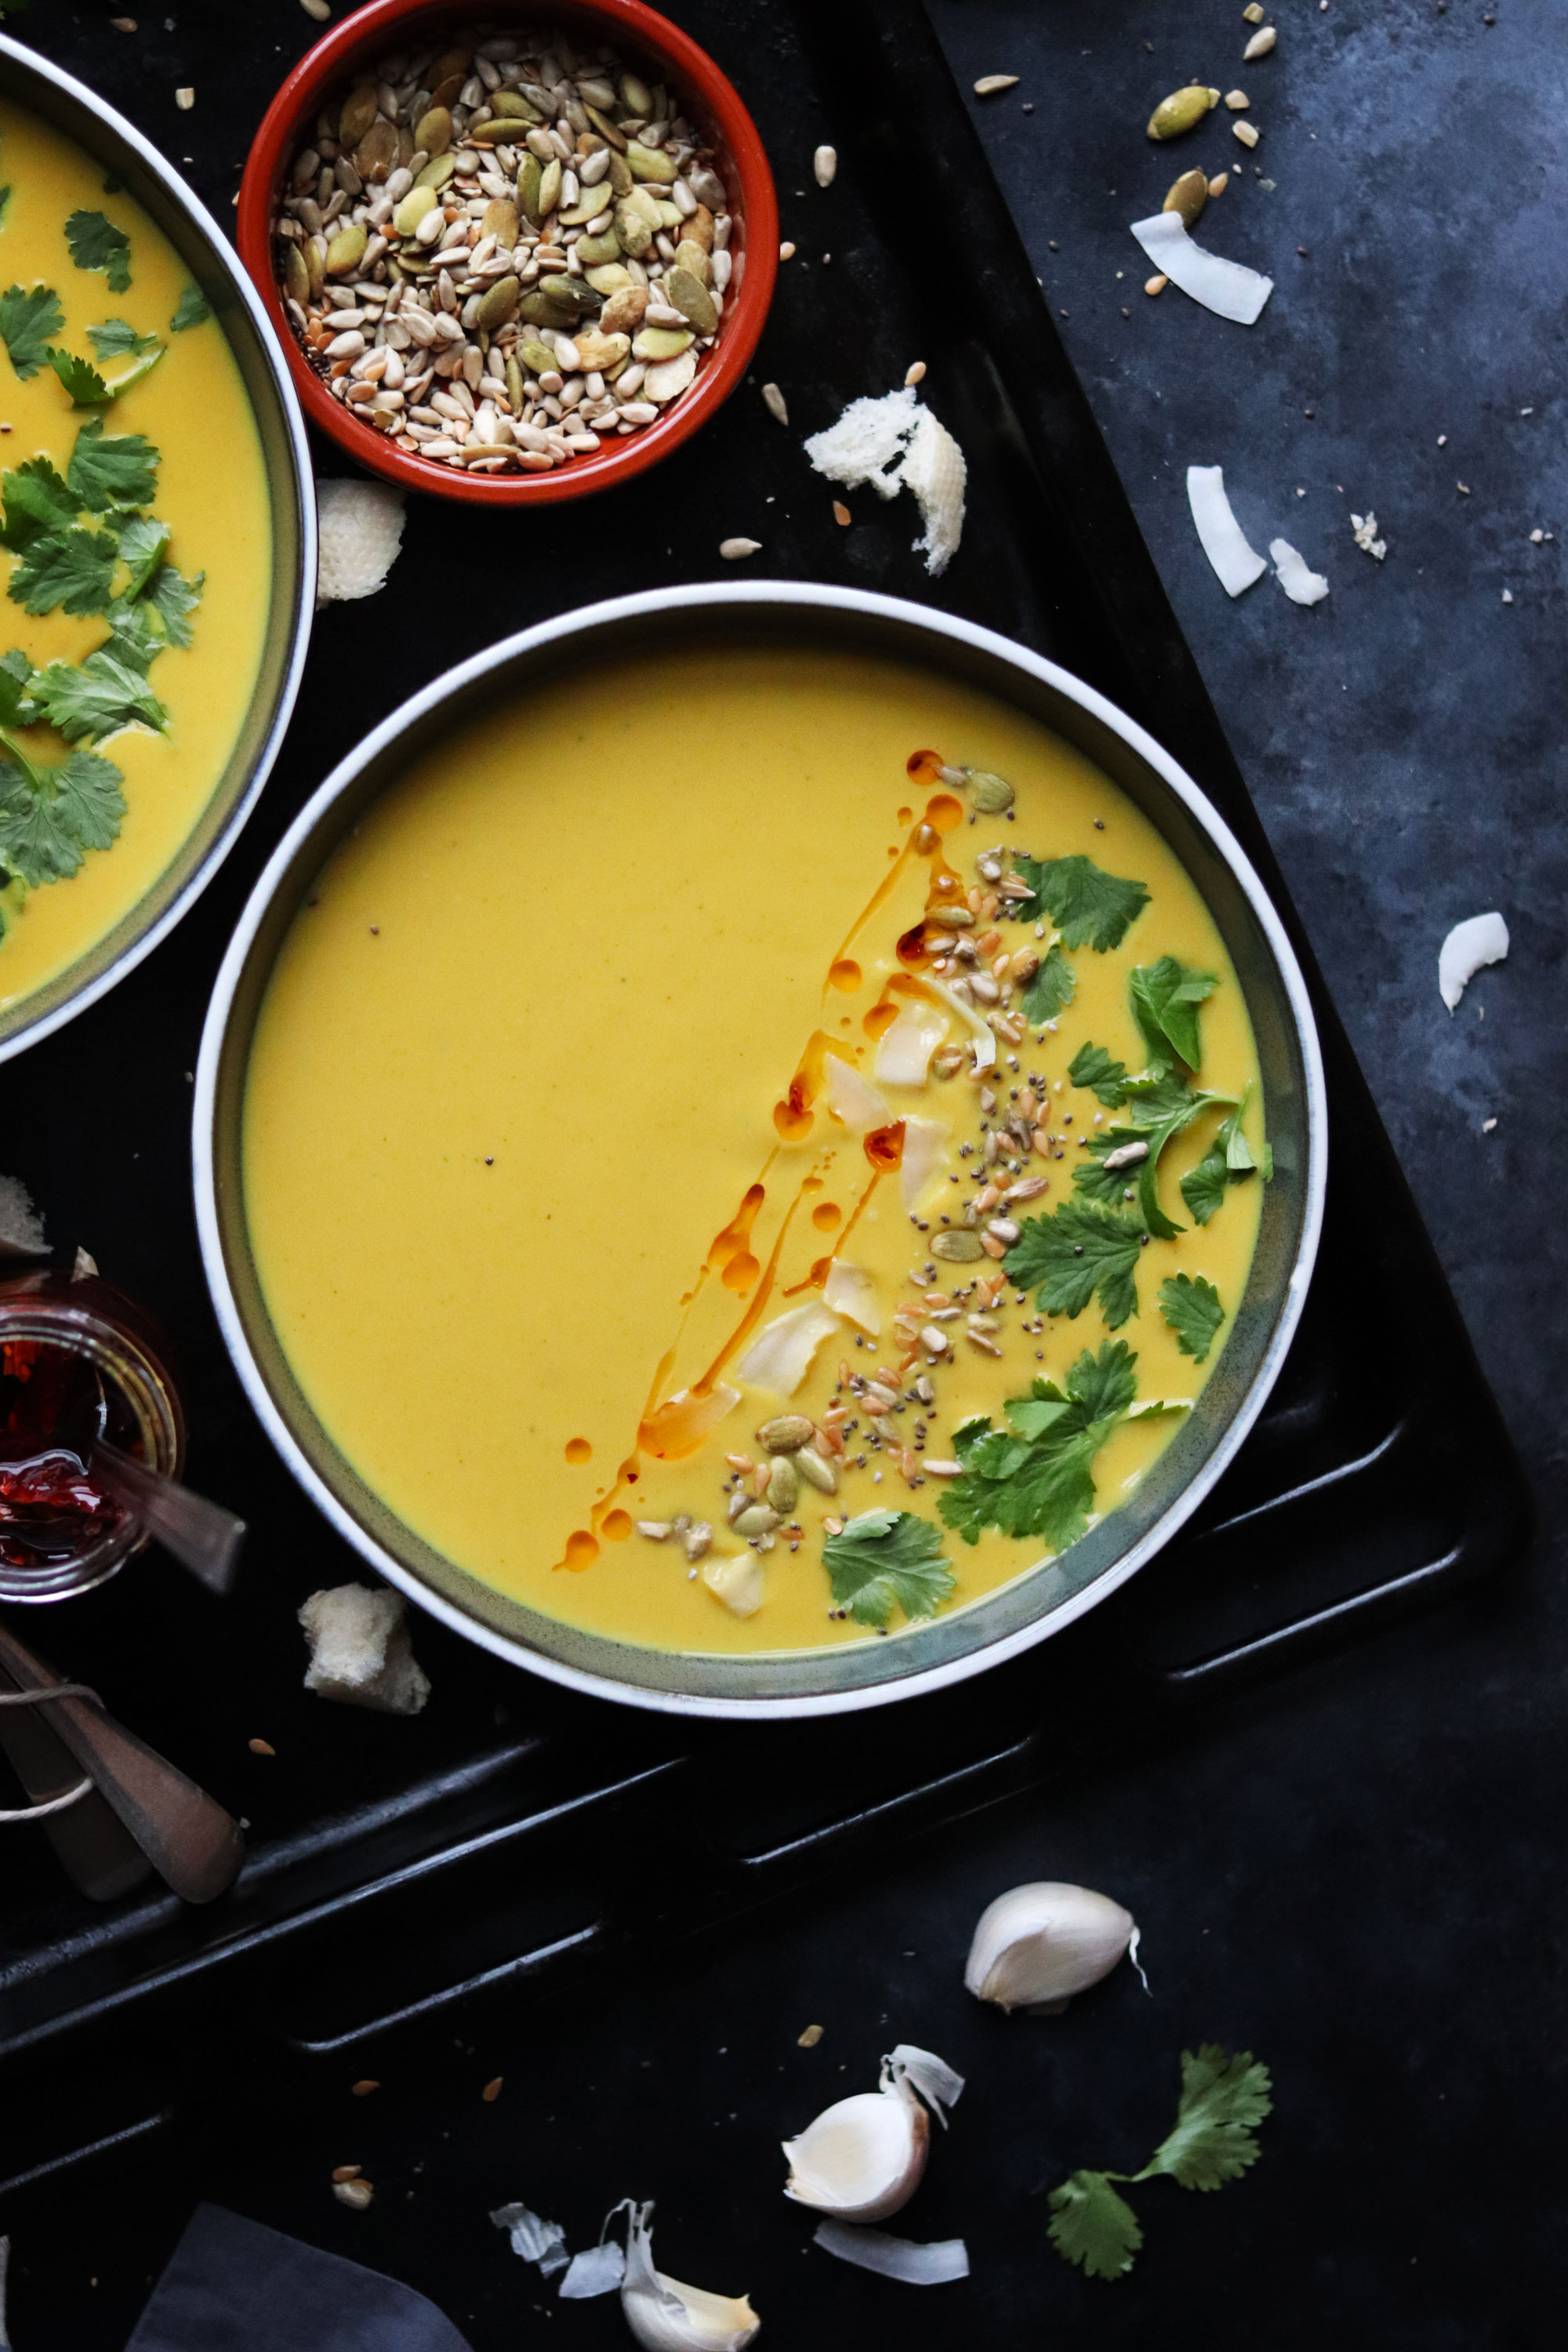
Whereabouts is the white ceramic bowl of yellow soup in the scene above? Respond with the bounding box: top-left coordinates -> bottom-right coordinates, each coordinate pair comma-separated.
0,35 -> 312,1062
196,586 -> 1326,1717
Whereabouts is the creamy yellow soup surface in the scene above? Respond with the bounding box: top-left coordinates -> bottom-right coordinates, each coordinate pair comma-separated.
0,98 -> 271,1012
244,648 -> 1264,1656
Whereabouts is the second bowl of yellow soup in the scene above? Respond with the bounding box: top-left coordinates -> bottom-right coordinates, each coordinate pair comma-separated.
198,586 -> 1326,1716
0,36 -> 312,1061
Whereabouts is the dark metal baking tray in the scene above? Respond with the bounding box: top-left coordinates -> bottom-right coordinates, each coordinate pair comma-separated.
0,0 -> 1529,2237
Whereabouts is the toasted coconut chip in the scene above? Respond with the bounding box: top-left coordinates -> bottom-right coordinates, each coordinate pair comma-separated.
899,1114 -> 950,1209
824,1258 -> 880,1335
1439,911 -> 1508,1011
736,1300 -> 840,1396
812,2220 -> 971,2283
1129,210 -> 1272,323
1269,538 -> 1330,605
314,478 -> 405,605
1186,466 -> 1267,597
823,1052 -> 892,1134
874,1000 -> 949,1087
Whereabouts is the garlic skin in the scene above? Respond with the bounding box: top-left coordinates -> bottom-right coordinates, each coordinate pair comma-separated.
964,1881 -> 1137,2013
621,2204 -> 759,2352
782,2045 -> 964,2224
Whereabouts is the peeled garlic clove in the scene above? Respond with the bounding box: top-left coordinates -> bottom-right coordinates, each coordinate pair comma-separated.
783,2083 -> 928,2223
964,1881 -> 1138,2013
621,2203 -> 760,2352
782,2044 -> 964,2224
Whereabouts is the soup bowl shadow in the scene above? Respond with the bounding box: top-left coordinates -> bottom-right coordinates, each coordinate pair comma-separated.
194,585 -> 1327,1719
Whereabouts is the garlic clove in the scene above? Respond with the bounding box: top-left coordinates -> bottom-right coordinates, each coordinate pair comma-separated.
782,2085 -> 929,2223
964,1881 -> 1138,2013
621,2203 -> 760,2351
782,2044 -> 964,2223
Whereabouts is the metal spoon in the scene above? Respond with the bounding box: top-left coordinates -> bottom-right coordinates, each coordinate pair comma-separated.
88,1438 -> 246,1596
0,1620 -> 244,1904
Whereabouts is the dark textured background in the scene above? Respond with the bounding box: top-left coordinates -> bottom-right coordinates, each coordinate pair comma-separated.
3,2 -> 1563,2346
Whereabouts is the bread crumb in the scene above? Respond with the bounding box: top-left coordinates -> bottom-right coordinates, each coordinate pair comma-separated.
299,1583 -> 430,1715
0,1174 -> 47,1259
803,387 -> 967,575
315,478 -> 405,606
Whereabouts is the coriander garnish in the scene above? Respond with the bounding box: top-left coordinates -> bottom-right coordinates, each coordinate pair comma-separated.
65,209 -> 132,294
1010,851 -> 1151,950
1158,1272 -> 1225,1363
821,1507 -> 955,1627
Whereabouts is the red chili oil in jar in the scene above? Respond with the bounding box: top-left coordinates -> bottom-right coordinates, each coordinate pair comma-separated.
0,1269 -> 184,1602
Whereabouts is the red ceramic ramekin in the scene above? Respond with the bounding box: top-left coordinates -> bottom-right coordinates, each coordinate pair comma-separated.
237,0 -> 777,504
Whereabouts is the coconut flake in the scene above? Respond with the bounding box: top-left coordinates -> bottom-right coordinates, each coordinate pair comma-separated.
812,2221 -> 971,2285
1351,510 -> 1388,561
874,1000 -> 949,1088
822,1054 -> 891,1134
1129,210 -> 1273,324
639,1384 -> 742,1459
1439,911 -> 1508,1011
1269,537 -> 1330,605
702,1552 -> 766,1618
824,1259 -> 880,1336
314,477 -> 405,605
736,1299 -> 840,1396
921,976 -> 997,1069
491,2202 -> 570,2278
899,1115 -> 950,1209
804,387 -> 967,575
1186,466 -> 1267,597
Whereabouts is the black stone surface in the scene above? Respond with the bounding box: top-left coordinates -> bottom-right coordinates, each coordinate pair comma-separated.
1,3 -> 1560,2347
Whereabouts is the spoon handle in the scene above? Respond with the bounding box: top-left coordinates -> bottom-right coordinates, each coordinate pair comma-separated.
91,1439 -> 246,1596
0,1661 -> 153,1901
0,1621 -> 244,1904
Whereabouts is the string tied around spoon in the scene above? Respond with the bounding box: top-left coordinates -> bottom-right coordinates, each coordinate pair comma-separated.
0,1681 -> 101,1821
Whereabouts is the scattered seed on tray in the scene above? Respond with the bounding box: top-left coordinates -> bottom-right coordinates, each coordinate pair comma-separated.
719,535 -> 760,558
272,21 -> 736,480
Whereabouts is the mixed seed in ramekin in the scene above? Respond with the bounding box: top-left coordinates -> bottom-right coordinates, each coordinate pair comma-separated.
272,23 -> 736,476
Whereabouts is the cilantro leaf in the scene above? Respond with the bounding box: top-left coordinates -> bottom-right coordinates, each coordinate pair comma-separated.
102,593 -> 169,669
66,209 -> 132,294
1180,1094 -> 1258,1225
0,281 -> 64,379
143,559 -> 202,647
1019,941 -> 1075,1024
1068,1040 -> 1131,1109
1159,1273 -> 1225,1365
940,1342 -> 1142,1552
1074,1078 -> 1234,1243
1130,955 -> 1218,1073
1004,1200 -> 1145,1328
88,318 -> 160,360
169,285 -> 210,332
36,648 -> 167,743
1135,2046 -> 1272,2193
118,514 -> 170,600
1047,2171 -> 1143,2281
0,456 -> 75,550
67,419 -> 158,512
822,1508 -> 956,1628
0,648 -> 38,729
46,347 -> 110,405
0,733 -> 125,884
7,521 -> 119,616
1013,851 -> 1149,953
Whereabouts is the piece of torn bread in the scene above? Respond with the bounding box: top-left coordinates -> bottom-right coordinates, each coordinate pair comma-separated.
299,1581 -> 430,1715
804,387 -> 967,575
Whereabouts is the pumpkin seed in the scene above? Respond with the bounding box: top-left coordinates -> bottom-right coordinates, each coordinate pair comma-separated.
1162,167 -> 1208,228
932,1229 -> 985,1262
757,1415 -> 815,1453
540,274 -> 593,313
516,154 -> 543,221
674,238 -> 711,285
325,220 -> 367,275
624,184 -> 663,230
517,289 -> 577,330
305,238 -> 325,298
1147,85 -> 1214,140
536,158 -> 561,217
480,197 -> 520,246
355,118 -> 398,182
517,335 -> 556,375
633,324 -> 695,361
586,263 -> 635,296
414,151 -> 456,191
584,104 -> 627,154
599,285 -> 648,332
467,118 -> 517,145
429,46 -> 470,87
664,266 -> 717,335
733,1503 -> 782,1537
505,354 -> 526,412
394,184 -> 438,237
646,350 -> 699,402
573,328 -> 630,372
766,1456 -> 800,1512
607,150 -> 634,196
492,89 -> 539,122
474,274 -> 520,332
413,104 -> 452,157
626,140 -> 677,186
615,198 -> 653,257
619,71 -> 652,114
684,203 -> 715,253
561,187 -> 612,227
339,84 -> 379,147
967,770 -> 1015,815
793,1447 -> 839,1496
285,241 -> 310,305
575,229 -> 622,267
